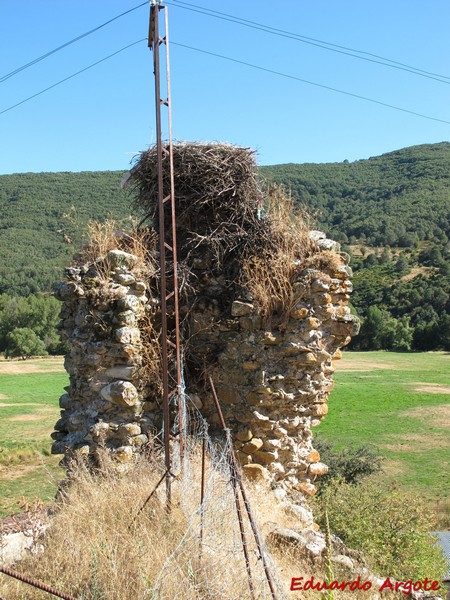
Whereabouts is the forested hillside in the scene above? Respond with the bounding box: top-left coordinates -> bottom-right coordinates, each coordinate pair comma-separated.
261,142 -> 450,248
262,143 -> 450,351
0,142 -> 449,353
0,171 -> 131,296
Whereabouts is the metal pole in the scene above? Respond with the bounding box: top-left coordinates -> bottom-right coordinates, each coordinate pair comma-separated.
208,378 -> 256,599
149,2 -> 171,508
0,566 -> 77,600
199,432 -> 207,562
149,3 -> 184,509
209,377 -> 279,600
164,5 -> 184,465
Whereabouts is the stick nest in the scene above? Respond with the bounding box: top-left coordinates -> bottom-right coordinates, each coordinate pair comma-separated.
131,143 -> 263,264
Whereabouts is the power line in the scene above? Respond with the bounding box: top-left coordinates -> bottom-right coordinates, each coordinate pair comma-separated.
1,36 -> 449,127
0,2 -> 147,84
0,39 -> 146,116
171,41 -> 450,126
168,0 -> 450,85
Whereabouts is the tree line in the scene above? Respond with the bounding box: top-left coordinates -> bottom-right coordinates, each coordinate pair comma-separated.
1,142 -> 449,354
0,294 -> 66,359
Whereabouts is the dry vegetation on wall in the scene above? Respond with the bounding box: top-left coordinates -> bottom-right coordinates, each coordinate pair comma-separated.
130,143 -> 339,324
80,219 -> 158,281
239,185 -> 317,322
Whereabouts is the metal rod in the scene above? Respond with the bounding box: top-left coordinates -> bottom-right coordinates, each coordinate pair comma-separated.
226,429 -> 256,600
150,3 -> 172,509
209,376 -> 279,600
0,566 -> 76,600
149,3 -> 183,505
208,378 -> 255,599
132,469 -> 169,524
164,4 -> 184,466
199,432 -> 207,563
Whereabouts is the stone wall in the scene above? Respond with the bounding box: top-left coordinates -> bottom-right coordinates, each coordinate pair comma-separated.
182,230 -> 359,493
53,249 -> 154,469
53,231 -> 359,493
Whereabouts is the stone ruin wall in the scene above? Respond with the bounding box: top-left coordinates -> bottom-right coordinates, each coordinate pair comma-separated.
53,232 -> 359,495
190,233 -> 358,494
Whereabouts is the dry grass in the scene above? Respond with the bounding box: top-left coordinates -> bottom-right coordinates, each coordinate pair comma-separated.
0,444 -> 318,599
302,249 -> 344,276
399,404 -> 450,426
0,452 -> 187,600
0,357 -> 64,375
79,218 -> 158,281
1,442 -> 399,599
240,186 -> 317,323
138,304 -> 163,399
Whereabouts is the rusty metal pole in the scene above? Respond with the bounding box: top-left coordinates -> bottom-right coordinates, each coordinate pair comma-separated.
163,5 -> 184,465
209,376 -> 279,600
149,1 -> 171,508
0,566 -> 77,600
199,431 -> 207,562
148,1 -> 183,508
207,378 -> 256,599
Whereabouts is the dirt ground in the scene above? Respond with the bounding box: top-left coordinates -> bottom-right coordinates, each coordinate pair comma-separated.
412,382 -> 450,394
400,404 -> 450,427
0,357 -> 64,375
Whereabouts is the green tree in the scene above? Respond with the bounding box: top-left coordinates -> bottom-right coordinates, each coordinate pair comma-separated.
380,316 -> 413,351
5,327 -> 47,359
356,306 -> 385,350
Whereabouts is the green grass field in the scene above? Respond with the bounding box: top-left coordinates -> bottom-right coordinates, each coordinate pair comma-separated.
320,351 -> 450,505
0,357 -> 67,516
0,352 -> 449,519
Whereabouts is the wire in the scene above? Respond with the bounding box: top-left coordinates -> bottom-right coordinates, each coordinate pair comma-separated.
171,41 -> 450,126
1,36 -> 449,127
0,39 -> 146,116
0,2 -> 148,84
168,0 -> 450,85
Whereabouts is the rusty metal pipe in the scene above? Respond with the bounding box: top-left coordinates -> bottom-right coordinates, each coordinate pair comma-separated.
209,376 -> 279,600
0,566 -> 77,600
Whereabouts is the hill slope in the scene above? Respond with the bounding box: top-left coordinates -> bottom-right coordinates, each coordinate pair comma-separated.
260,142 -> 450,247
0,171 -> 129,295
0,143 -> 449,350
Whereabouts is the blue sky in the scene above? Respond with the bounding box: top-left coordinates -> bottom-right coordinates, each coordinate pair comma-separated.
1,0 -> 450,174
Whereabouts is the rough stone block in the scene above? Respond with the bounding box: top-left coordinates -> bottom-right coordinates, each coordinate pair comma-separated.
236,427 -> 253,442
231,301 -> 254,316
290,307 -> 309,320
308,462 -> 329,476
216,386 -> 239,405
100,381 -> 139,406
295,482 -> 317,496
114,327 -> 141,345
312,403 -> 329,417
242,463 -> 268,481
306,450 -> 320,463
114,446 -> 134,462
241,437 -> 263,454
252,450 -> 277,465
105,365 -> 137,381
107,250 -> 137,270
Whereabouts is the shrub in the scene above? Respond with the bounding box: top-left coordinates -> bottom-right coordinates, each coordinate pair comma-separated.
313,477 -> 447,582
5,327 -> 47,359
314,437 -> 382,487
